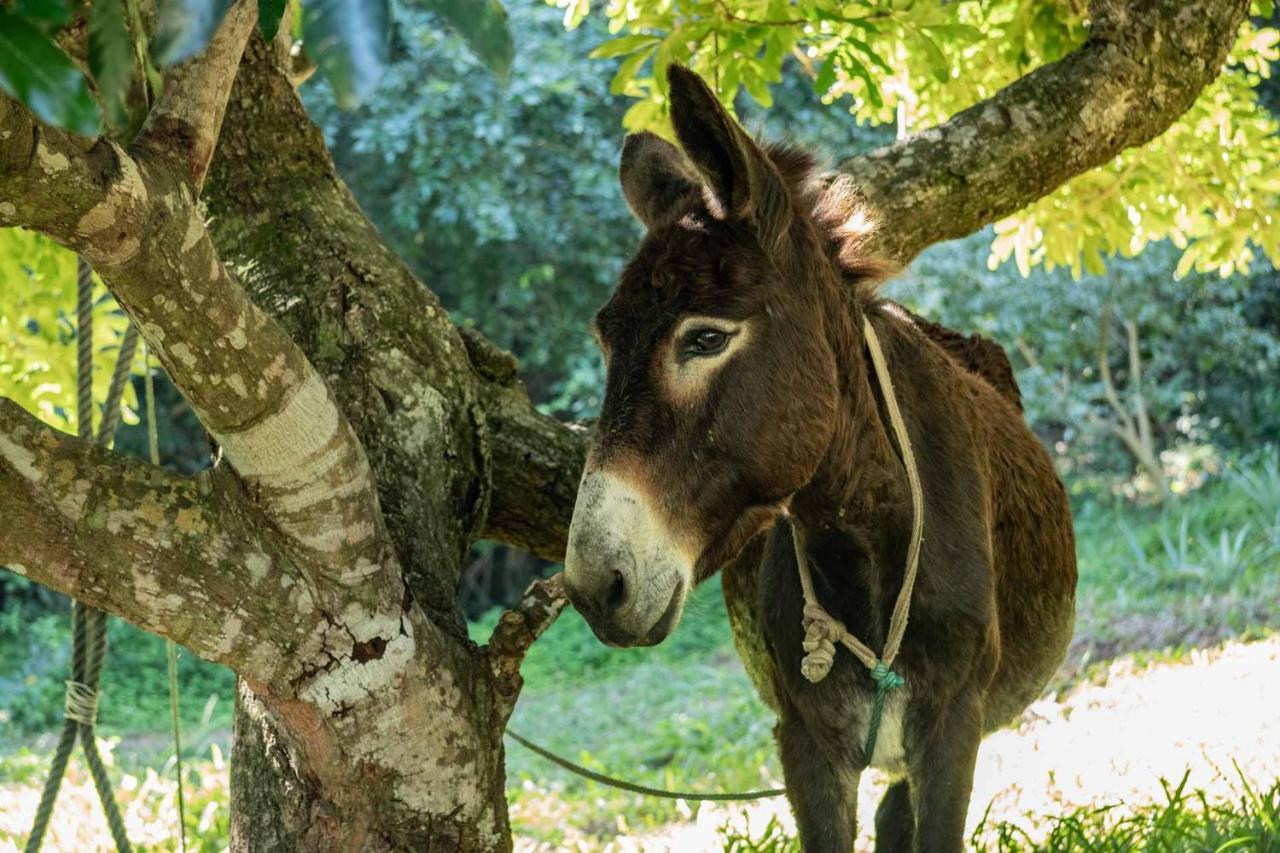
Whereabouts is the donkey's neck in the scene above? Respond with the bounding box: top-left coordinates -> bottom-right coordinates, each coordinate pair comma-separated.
788,307 -> 914,580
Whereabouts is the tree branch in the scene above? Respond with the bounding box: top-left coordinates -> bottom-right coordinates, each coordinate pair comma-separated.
132,0 -> 257,191
472,373 -> 589,563
0,399 -> 308,679
486,572 -> 569,719
836,0 -> 1250,263
0,64 -> 390,586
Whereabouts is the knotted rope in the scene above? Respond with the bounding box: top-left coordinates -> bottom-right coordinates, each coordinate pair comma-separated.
793,317 -> 924,760
26,259 -> 133,853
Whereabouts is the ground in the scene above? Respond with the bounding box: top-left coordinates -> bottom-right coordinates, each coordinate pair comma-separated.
1,451 -> 1278,850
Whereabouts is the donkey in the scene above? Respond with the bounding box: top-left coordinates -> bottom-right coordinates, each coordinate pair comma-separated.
563,64 -> 1077,852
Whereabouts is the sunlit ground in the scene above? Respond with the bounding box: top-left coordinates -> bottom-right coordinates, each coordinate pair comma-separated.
512,634 -> 1280,851
0,744 -> 227,852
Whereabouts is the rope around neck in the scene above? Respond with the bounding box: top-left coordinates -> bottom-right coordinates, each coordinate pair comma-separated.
792,316 -> 924,759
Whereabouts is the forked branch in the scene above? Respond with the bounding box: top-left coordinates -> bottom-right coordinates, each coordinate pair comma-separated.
0,400 -> 308,680
0,8 -> 391,589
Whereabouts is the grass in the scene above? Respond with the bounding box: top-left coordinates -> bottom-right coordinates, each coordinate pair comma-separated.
1067,449 -> 1280,661
2,449 -> 1279,850
716,771 -> 1280,851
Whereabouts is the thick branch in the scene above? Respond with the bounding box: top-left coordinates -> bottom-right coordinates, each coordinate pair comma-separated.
836,0 -> 1250,263
132,0 -> 257,190
0,94 -> 389,586
0,399 -> 306,679
472,372 -> 588,562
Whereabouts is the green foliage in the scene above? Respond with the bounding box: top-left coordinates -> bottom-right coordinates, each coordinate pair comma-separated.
559,0 -> 1280,279
0,3 -> 101,135
899,234 -> 1280,483
0,230 -> 138,433
258,0 -> 288,41
88,0 -> 134,131
305,0 -> 391,109
994,22 -> 1280,281
0,0 -> 514,134
418,0 -> 515,80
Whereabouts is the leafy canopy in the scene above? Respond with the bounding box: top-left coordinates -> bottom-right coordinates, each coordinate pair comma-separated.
0,0 -> 512,132
552,0 -> 1280,278
0,230 -> 137,432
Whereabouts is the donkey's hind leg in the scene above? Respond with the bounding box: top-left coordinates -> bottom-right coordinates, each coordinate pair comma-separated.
874,779 -> 914,853
777,715 -> 858,853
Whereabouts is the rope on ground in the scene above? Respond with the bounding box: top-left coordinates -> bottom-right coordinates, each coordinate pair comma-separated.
25,258 -> 133,853
505,729 -> 785,802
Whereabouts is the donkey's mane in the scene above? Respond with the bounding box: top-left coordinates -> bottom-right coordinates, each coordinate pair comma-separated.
762,141 -> 895,307
761,141 -> 1023,410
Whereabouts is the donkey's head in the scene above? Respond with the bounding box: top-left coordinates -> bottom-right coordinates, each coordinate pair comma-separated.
564,65 -> 878,647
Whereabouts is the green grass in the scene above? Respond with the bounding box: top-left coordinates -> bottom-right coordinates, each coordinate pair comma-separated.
716,773 -> 1280,852
0,611 -> 235,746
1070,449 -> 1280,660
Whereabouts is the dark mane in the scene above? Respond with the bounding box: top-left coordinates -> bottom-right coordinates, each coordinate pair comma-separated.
764,142 -> 894,305
762,141 -> 1023,410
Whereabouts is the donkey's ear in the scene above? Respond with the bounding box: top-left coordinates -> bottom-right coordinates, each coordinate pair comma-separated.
666,64 -> 790,242
619,132 -> 703,230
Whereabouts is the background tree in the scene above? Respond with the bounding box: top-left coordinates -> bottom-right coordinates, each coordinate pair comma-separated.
0,0 -> 1275,848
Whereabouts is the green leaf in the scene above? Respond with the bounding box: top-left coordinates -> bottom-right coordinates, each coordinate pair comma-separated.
258,0 -> 287,41
922,23 -> 984,43
307,0 -> 391,109
842,53 -> 882,108
417,0 -> 514,79
561,0 -> 589,30
589,34 -> 661,59
151,0 -> 234,65
814,55 -> 837,96
609,43 -> 655,95
912,26 -> 950,83
12,0 -> 73,35
89,0 -> 135,130
0,9 -> 101,136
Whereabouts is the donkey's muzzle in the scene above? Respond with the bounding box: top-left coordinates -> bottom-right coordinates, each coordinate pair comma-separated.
564,468 -> 694,647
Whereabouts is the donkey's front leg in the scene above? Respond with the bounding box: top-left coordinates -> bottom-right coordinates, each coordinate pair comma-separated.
778,714 -> 859,853
908,693 -> 983,852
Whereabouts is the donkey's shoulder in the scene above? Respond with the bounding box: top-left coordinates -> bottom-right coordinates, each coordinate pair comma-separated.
883,302 -> 1023,411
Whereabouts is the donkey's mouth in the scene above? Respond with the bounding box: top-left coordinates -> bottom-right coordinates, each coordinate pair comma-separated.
635,579 -> 686,646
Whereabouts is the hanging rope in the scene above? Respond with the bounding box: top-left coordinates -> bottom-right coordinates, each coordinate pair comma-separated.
26,258 -> 133,853
793,317 -> 924,760
146,343 -> 187,851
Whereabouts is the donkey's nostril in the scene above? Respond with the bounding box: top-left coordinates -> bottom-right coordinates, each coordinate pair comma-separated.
606,569 -> 628,610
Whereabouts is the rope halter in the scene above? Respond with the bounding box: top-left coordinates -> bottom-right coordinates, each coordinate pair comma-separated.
792,316 -> 924,759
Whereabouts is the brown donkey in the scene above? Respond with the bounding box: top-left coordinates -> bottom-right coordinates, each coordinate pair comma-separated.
564,65 -> 1077,852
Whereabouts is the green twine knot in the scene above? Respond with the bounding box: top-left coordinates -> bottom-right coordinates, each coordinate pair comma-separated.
864,661 -> 905,760
869,661 -> 905,691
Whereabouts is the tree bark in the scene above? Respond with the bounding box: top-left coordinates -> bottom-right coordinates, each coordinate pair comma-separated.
0,0 -> 1253,847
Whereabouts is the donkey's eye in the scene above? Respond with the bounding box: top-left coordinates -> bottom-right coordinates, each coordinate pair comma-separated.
682,328 -> 731,358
